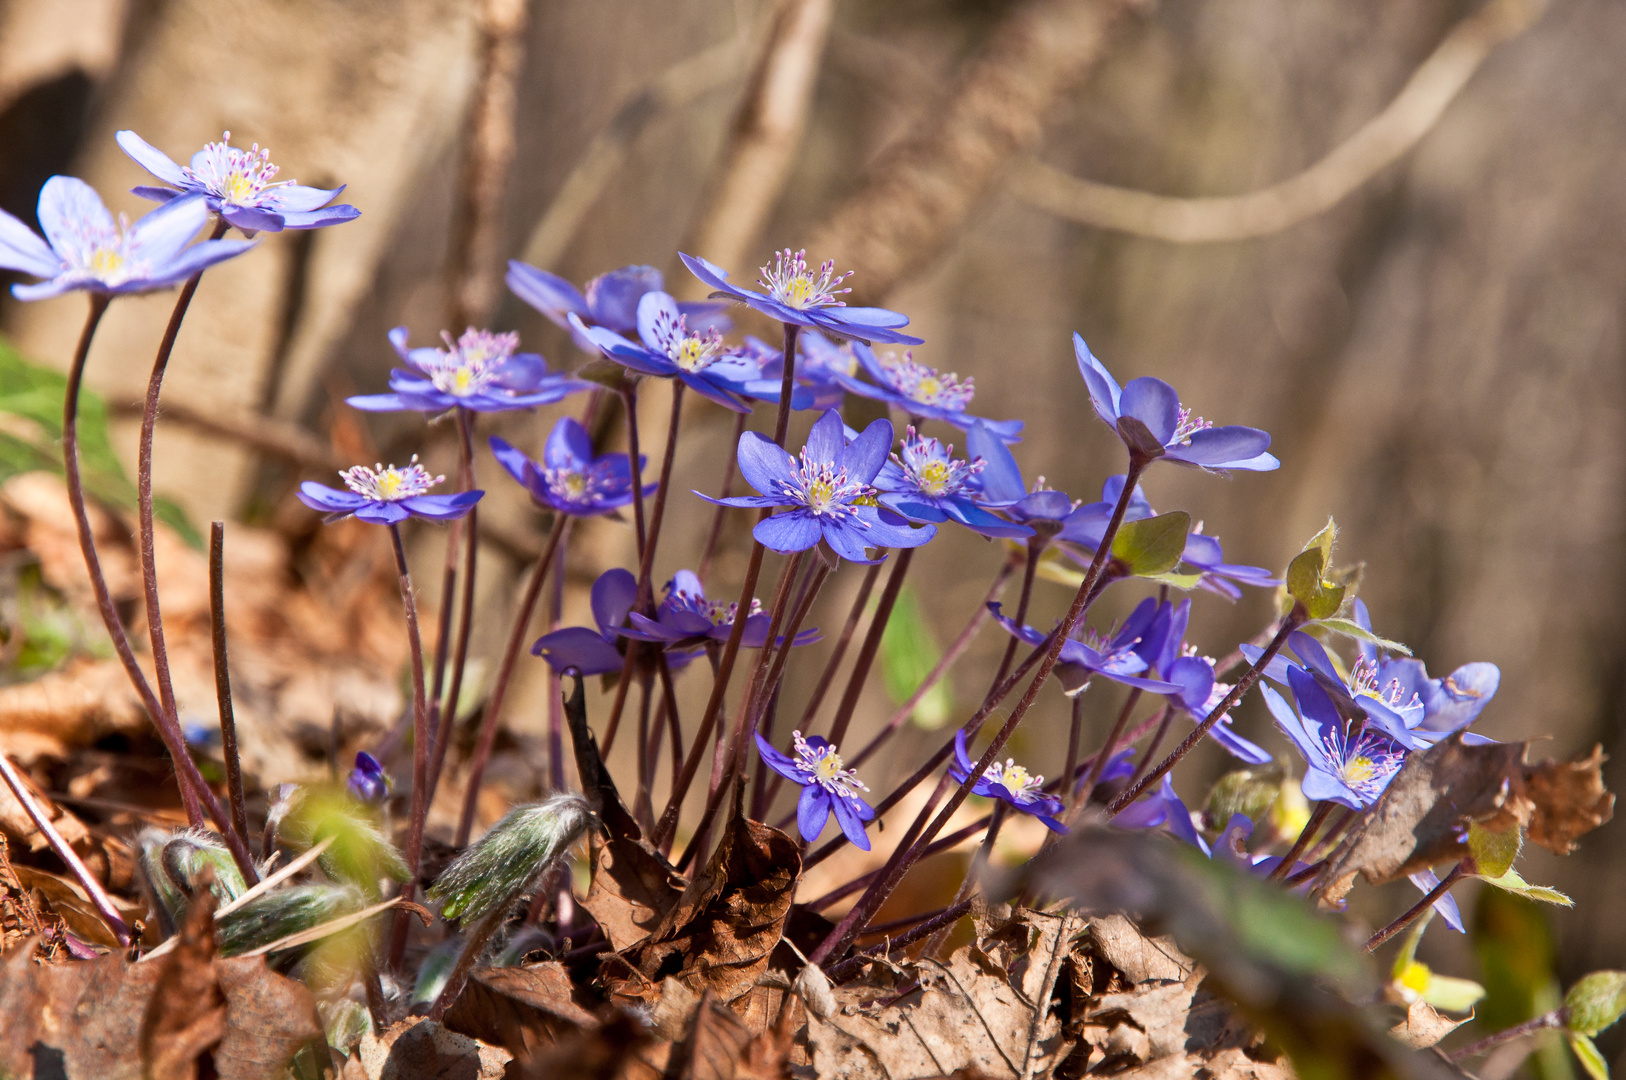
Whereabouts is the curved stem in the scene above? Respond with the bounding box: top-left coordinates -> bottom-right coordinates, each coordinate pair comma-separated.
824,548 -> 913,749
989,537 -> 1042,691
1365,860 -> 1466,952
209,522 -> 252,865
386,522 -> 431,972
773,323 -> 799,448
427,408 -> 480,806
455,513 -> 570,846
1446,1010 -> 1566,1062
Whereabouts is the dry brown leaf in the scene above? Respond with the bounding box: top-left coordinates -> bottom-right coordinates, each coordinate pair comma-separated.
441,962 -> 597,1056
1315,736 -> 1616,901
0,757 -> 94,852
1388,1000 -> 1467,1050
10,863 -> 126,948
140,887 -> 226,1080
562,673 -> 686,951
1110,1046 -> 1294,1079
504,1009 -> 669,1080
675,990 -> 796,1080
1086,914 -> 1195,986
608,784 -> 798,1008
1523,744 -> 1615,854
356,1018 -> 511,1080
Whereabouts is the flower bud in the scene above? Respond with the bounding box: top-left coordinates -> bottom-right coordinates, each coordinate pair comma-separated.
1565,971 -> 1626,1037
1202,767 -> 1282,831
276,785 -> 408,898
428,793 -> 596,926
217,883 -> 362,957
346,751 -> 390,806
137,827 -> 249,936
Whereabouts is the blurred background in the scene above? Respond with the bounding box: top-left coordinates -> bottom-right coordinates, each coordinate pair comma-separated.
1,0 -> 1622,1070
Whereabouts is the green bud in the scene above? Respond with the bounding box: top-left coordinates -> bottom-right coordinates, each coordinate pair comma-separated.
1565,972 -> 1626,1037
1467,821 -> 1522,879
411,936 -> 464,1007
216,883 -> 362,957
1202,767 -> 1283,831
319,997 -> 371,1053
276,786 -> 408,898
428,793 -> 596,926
137,827 -> 249,936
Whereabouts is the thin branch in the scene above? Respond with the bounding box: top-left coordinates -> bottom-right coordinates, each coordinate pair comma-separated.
1009,0 -> 1549,243
209,523 -> 252,868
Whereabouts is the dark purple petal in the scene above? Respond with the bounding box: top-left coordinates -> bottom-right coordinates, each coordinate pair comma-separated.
488,435 -> 534,488
942,499 -> 1032,539
545,416 -> 593,470
968,421 -> 1026,504
222,204 -> 285,233
1165,655 -> 1214,714
828,793 -> 873,849
803,409 -> 846,465
679,371 -> 753,413
532,627 -> 624,675
400,491 -> 483,521
756,732 -> 807,783
819,520 -> 881,564
586,265 -> 663,331
591,569 -> 639,634
353,501 -> 412,525
840,417 -> 893,483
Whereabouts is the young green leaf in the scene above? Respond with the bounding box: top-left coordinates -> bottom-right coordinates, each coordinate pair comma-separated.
1111,511 -> 1191,577
878,587 -> 951,729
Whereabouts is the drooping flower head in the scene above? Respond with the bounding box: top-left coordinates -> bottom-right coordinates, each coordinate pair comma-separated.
0,178 -> 253,300
842,342 -> 1024,442
949,730 -> 1067,832
489,418 -> 651,517
348,326 -> 587,414
1074,335 -> 1278,471
532,569 -> 639,676
1262,679 -> 1409,809
116,130 -> 359,233
1113,774 -> 1212,855
569,291 -> 758,412
618,570 -> 819,651
681,250 -> 922,345
755,730 -> 875,849
697,410 -> 935,563
297,456 -> 482,525
873,425 -> 1032,539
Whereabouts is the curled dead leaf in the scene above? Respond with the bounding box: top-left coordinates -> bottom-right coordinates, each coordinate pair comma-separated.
441,962 -> 597,1056
1388,1000 -> 1466,1050
1523,744 -> 1614,855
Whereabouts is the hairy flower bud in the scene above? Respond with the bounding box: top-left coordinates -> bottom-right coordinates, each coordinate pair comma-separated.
137,827 -> 249,935
428,793 -> 596,926
1565,972 -> 1626,1037
217,883 -> 362,957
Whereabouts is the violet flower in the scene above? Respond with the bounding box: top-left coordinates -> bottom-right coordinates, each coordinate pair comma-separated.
1245,632 -> 1421,749
872,425 -> 1033,540
1074,335 -> 1278,471
347,752 -> 390,806
0,178 -> 252,300
839,341 -> 1023,442
507,260 -> 725,352
681,249 -> 922,345
298,457 -> 482,525
347,327 -> 587,414
789,331 -> 858,410
949,730 -> 1067,832
1153,599 -> 1273,765
1113,775 -> 1211,856
116,130 -> 358,233
965,424 -> 1082,529
701,335 -> 820,410
568,291 -> 754,412
618,570 -> 819,651
1261,678 -> 1409,810
1350,601 -> 1500,746
531,569 -> 639,676
989,597 -> 1181,695
755,730 -> 875,849
489,417 -> 650,517
696,409 -> 935,563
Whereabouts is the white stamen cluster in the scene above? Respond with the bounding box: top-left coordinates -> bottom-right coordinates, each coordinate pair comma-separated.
780,454 -> 869,524
1322,724 -> 1406,803
877,351 -> 975,411
759,249 -> 851,310
893,426 -> 981,498
649,308 -> 726,372
1170,405 -> 1213,446
420,328 -> 519,397
340,455 -> 442,501
666,588 -> 762,627
791,731 -> 868,801
1349,657 -> 1421,712
184,132 -> 290,206
982,758 -> 1047,803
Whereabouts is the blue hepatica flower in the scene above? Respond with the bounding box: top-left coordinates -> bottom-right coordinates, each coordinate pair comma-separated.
681,249 -> 922,346
0,178 -> 252,300
755,730 -> 876,849
872,425 -> 1033,540
1114,775 -> 1211,856
697,410 -> 935,563
1058,476 -> 1278,599
966,424 -> 1081,530
841,342 -> 1024,442
698,334 -> 820,410
1349,600 -> 1500,747
1262,678 -> 1409,810
570,291 -> 757,412
990,596 -> 1181,695
1074,335 -> 1278,471
347,752 -> 390,806
949,730 -> 1067,832
298,456 -> 482,525
1245,631 -> 1422,749
532,569 -> 638,676
116,130 -> 359,233
619,569 -> 818,651
788,332 -> 857,410
1153,599 -> 1273,765
507,260 -> 725,351
489,417 -> 650,517
348,327 -> 587,414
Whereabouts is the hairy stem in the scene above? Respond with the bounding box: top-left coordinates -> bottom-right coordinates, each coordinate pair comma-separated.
1446,1010 -> 1566,1062
209,522 -> 253,874
1266,801 -> 1334,884
455,513 -> 570,845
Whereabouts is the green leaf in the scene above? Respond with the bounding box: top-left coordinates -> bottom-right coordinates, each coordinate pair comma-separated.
1565,972 -> 1626,1037
1141,570 -> 1207,590
1111,511 -> 1191,577
1570,1033 -> 1610,1080
1481,868 -> 1574,906
1315,617 -> 1412,656
878,587 -> 952,729
1424,973 -> 1488,1014
1467,821 -> 1522,880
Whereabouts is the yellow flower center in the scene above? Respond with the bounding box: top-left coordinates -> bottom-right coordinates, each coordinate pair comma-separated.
1003,764 -> 1033,790
674,338 -> 711,372
88,248 -> 125,276
813,751 -> 846,784
917,460 -> 951,497
1343,756 -> 1376,784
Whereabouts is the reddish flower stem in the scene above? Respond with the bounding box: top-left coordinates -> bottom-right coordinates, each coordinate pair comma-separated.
386,522 -> 432,972
426,409 -> 481,806
1446,1010 -> 1566,1062
1266,801 -> 1334,883
1365,860 -> 1467,952
209,522 -> 253,871
794,561 -> 881,732
697,410 -> 750,586
823,548 -> 914,750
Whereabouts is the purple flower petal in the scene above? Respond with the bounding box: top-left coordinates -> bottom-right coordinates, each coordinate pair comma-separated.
586,265 -> 663,331
756,732 -> 806,783
532,627 -> 623,675
1166,425 -> 1272,467
591,569 -> 639,634
36,176 -> 115,257
400,491 -> 483,520
1118,377 -> 1180,446
0,207 -> 61,278
797,785 -> 832,843
1073,334 -> 1121,426
755,511 -> 823,553
841,417 -> 893,483
127,192 -> 214,266
828,793 -> 872,849
115,130 -> 188,185
297,482 -> 367,514
636,290 -> 681,352
735,432 -> 799,498
507,260 -> 589,326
